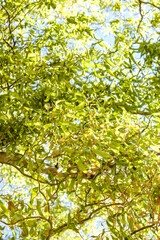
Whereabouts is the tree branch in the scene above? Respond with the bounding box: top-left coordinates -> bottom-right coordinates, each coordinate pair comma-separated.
50,202 -> 124,235
1,4 -> 16,48
0,152 -> 57,185
140,1 -> 160,10
137,0 -> 144,30
0,215 -> 50,226
131,223 -> 155,235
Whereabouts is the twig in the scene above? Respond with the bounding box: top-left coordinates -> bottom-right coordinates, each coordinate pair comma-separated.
1,4 -> 16,48
137,0 -> 144,31
0,160 -> 54,186
0,215 -> 50,226
131,223 -> 155,235
140,1 -> 160,10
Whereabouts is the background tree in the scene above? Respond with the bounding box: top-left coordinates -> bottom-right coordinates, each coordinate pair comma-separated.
0,0 -> 160,239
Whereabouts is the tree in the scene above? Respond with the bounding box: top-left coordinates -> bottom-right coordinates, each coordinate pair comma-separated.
0,0 -> 160,239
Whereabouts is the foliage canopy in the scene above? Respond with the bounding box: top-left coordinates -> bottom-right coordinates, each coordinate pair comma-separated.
0,0 -> 160,239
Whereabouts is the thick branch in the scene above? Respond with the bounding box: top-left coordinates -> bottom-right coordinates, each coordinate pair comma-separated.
51,202 -> 123,235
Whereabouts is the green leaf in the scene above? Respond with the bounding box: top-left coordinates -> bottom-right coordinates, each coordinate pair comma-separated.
30,187 -> 39,205
36,199 -> 43,216
69,179 -> 75,192
12,213 -> 23,222
105,58 -> 115,67
76,160 -> 88,171
76,102 -> 86,109
106,68 -> 115,76
67,212 -> 72,227
44,123 -> 52,129
0,201 -> 7,213
93,149 -> 108,158
21,222 -> 28,237
90,181 -> 99,191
